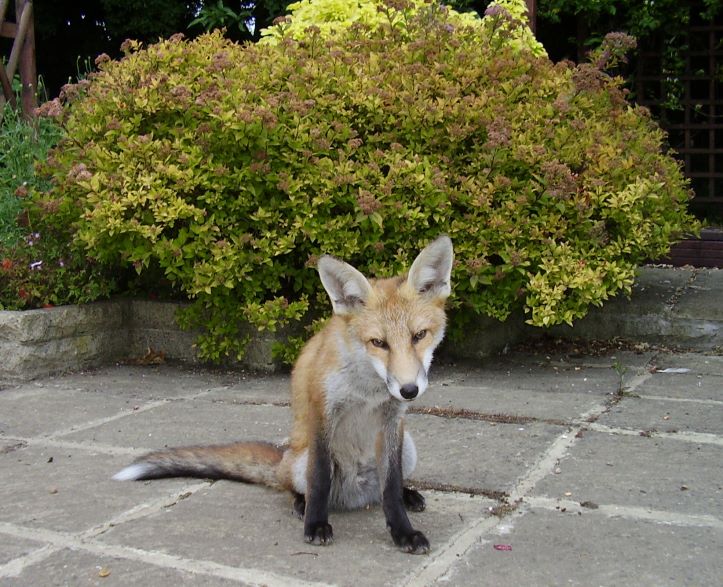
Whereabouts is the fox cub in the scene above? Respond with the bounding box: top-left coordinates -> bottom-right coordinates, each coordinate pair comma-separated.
114,236 -> 454,554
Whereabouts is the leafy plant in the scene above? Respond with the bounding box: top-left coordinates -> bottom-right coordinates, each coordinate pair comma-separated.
0,102 -> 63,247
260,0 -> 477,41
611,358 -> 629,396
261,0 -> 545,56
537,0 -> 723,111
189,1 -> 255,37
0,99 -> 116,310
0,229 -> 117,311
30,1 -> 698,360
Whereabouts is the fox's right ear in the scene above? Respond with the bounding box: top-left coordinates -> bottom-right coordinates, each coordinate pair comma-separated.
407,235 -> 454,300
317,256 -> 373,315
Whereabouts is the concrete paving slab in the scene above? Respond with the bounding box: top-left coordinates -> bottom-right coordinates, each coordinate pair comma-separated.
208,351 -> 635,422
100,481 -> 493,587
532,431 -> 723,516
0,439 -> 26,454
600,396 -> 723,435
434,357 -> 625,394
418,352 -> 651,426
634,371 -> 723,401
493,349 -> 656,371
60,402 -> 291,450
197,374 -> 293,406
46,364 -> 292,405
48,364 -> 244,399
1,547 -> 245,587
0,387 -> 147,438
0,534 -> 46,566
408,415 -> 563,493
66,399 -> 560,496
0,445 -> 191,533
414,384 -> 606,423
438,508 -> 723,587
649,351 -> 723,376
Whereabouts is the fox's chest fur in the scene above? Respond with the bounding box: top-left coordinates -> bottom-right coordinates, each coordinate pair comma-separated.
325,355 -> 412,509
285,332 -> 409,510
325,399 -> 389,510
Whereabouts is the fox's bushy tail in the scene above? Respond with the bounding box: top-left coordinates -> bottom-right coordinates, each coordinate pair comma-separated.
112,441 -> 284,489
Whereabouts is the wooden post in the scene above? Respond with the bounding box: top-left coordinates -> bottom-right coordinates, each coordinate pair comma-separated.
0,0 -> 36,118
17,0 -> 36,117
526,0 -> 536,35
0,0 -> 14,110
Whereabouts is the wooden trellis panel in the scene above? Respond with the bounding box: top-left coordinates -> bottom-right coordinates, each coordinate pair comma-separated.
636,18 -> 723,215
0,0 -> 36,118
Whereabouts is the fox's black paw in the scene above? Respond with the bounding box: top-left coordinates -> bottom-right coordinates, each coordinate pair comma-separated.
403,487 -> 426,512
292,492 -> 305,520
304,522 -> 334,545
394,530 -> 430,554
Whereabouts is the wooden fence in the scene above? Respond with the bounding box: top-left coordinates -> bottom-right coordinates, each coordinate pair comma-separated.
636,18 -> 723,217
0,0 -> 36,118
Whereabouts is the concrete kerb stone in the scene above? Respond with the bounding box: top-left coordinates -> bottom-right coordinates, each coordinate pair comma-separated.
1,267 -> 721,383
542,266 -> 722,349
0,302 -> 131,382
0,300 -> 287,383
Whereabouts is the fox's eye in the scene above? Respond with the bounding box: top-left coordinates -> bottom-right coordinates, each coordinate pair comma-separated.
412,329 -> 427,343
370,338 -> 388,349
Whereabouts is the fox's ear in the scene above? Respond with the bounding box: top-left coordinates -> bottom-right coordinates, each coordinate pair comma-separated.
407,236 -> 454,300
317,256 -> 373,315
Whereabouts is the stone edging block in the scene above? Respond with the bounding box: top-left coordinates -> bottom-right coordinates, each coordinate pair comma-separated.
1,267 -> 720,383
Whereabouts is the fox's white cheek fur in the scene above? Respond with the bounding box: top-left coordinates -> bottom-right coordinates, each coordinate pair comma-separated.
415,370 -> 428,397
421,346 -> 435,373
386,381 -> 403,401
369,356 -> 388,383
422,327 -> 445,373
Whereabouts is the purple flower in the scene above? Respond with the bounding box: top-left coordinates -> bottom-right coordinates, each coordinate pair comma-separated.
68,163 -> 93,182
34,98 -> 63,119
484,5 -> 506,18
94,53 -> 111,66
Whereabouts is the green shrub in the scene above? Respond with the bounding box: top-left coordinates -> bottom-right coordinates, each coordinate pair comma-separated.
261,0 -> 546,56
261,0 -> 480,42
31,2 -> 697,359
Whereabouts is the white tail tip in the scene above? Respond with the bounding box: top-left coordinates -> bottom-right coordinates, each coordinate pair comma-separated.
112,462 -> 154,481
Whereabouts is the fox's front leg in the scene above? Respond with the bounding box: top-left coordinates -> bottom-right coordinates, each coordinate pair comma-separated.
304,432 -> 333,545
379,419 -> 430,554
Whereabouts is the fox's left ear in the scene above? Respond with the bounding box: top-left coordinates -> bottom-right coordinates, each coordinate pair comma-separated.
407,236 -> 454,300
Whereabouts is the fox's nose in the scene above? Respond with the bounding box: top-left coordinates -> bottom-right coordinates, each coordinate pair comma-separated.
400,384 -> 419,400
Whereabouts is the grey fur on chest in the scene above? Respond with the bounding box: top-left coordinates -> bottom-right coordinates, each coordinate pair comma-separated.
322,358 -> 407,510
326,396 -> 404,510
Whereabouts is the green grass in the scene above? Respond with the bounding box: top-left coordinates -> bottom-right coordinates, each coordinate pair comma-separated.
0,104 -> 63,247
